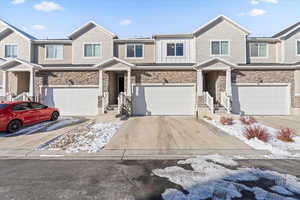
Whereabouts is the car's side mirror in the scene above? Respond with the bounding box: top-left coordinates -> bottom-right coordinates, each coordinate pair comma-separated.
43,106 -> 48,109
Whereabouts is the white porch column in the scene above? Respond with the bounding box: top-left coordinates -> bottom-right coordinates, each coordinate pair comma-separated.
2,71 -> 7,96
29,69 -> 35,97
127,69 -> 131,96
197,69 -> 203,96
99,69 -> 103,96
226,69 -> 232,96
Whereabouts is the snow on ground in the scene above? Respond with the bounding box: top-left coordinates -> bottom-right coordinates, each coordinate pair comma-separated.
44,122 -> 121,153
153,154 -> 300,200
0,117 -> 80,137
204,119 -> 300,158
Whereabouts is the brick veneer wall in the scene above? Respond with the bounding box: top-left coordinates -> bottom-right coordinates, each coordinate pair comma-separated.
232,69 -> 295,107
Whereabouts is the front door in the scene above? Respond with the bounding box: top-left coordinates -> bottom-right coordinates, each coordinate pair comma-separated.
118,76 -> 124,94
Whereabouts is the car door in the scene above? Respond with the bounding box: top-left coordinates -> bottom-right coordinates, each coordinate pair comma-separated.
12,103 -> 39,125
30,102 -> 50,122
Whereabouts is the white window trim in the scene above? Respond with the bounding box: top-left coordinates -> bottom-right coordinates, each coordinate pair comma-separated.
249,42 -> 269,59
210,40 -> 230,57
83,42 -> 102,59
166,42 -> 184,57
125,43 -> 144,59
4,43 -> 18,58
296,39 -> 300,56
45,44 -> 64,61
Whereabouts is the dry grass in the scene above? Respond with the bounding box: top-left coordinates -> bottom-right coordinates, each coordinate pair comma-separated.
277,128 -> 295,142
203,115 -> 212,120
243,125 -> 269,142
220,117 -> 234,126
240,116 -> 257,125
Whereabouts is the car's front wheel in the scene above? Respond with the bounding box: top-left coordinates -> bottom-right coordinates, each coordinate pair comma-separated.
7,120 -> 22,133
50,111 -> 59,121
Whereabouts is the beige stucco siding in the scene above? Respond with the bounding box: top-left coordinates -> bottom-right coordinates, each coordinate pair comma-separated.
247,42 -> 277,63
295,70 -> 300,95
115,43 -> 155,63
72,26 -> 114,64
35,44 -> 72,65
284,31 -> 300,63
195,19 -> 247,64
0,31 -> 31,61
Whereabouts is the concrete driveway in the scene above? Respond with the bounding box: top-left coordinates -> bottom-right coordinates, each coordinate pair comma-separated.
256,116 -> 300,134
0,117 -> 85,150
105,116 -> 251,150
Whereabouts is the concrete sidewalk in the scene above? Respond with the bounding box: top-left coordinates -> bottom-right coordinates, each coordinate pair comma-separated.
0,149 -> 273,160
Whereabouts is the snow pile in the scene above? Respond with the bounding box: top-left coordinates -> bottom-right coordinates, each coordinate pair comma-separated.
205,119 -> 300,158
45,122 -> 121,153
153,154 -> 300,200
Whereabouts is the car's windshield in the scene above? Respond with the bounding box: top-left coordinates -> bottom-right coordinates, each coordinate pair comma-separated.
0,104 -> 8,110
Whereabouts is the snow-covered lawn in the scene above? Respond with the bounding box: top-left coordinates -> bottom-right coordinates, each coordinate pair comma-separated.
153,154 -> 300,200
44,122 -> 121,153
0,117 -> 80,137
205,118 -> 300,158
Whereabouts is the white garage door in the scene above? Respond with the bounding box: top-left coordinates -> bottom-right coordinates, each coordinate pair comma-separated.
132,85 -> 196,116
44,87 -> 99,116
232,84 -> 290,115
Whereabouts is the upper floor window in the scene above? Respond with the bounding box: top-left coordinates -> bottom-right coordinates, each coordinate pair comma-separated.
211,41 -> 229,56
84,43 -> 101,58
5,44 -> 18,58
250,43 -> 267,58
167,43 -> 184,56
126,44 -> 143,58
46,45 -> 63,60
297,40 -> 300,56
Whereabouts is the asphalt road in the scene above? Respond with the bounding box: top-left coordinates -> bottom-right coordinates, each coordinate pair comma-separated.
0,159 -> 299,200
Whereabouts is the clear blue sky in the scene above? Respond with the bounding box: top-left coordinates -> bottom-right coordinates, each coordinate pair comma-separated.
0,0 -> 299,39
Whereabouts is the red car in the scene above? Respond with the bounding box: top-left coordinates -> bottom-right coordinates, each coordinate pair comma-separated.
0,101 -> 60,133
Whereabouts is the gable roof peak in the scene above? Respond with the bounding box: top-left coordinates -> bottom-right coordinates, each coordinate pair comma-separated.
69,20 -> 117,39
0,18 -> 36,40
272,21 -> 300,38
193,15 -> 250,35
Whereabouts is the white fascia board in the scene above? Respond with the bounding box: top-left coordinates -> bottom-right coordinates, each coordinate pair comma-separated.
192,15 -> 251,35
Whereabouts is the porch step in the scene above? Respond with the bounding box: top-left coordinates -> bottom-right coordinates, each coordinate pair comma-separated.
215,106 -> 227,114
106,104 -> 118,111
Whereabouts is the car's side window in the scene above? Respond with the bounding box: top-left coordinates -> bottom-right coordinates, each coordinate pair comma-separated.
12,103 -> 31,111
30,103 -> 47,109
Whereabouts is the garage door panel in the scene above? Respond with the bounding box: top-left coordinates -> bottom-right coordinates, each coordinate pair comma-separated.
44,87 -> 99,116
133,85 -> 195,116
232,85 -> 289,115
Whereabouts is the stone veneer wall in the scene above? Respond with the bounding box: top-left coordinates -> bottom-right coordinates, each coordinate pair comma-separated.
232,69 -> 296,108
131,70 -> 197,84
36,70 -> 99,86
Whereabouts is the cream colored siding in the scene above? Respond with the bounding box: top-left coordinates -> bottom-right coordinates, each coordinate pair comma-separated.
35,44 -> 72,64
72,26 -> 114,64
248,42 -> 277,63
195,19 -> 247,64
115,43 -> 155,63
155,38 -> 195,63
284,31 -> 300,63
0,31 -> 31,61
295,70 -> 300,95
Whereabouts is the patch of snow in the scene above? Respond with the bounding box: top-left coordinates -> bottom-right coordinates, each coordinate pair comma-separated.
153,155 -> 300,200
270,185 -> 294,196
66,123 -> 121,153
204,119 -> 300,158
45,122 -> 121,153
